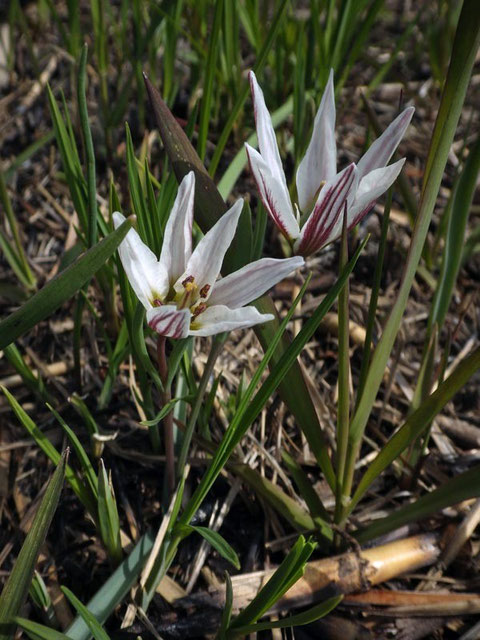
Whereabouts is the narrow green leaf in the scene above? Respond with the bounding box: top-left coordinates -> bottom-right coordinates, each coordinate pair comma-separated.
197,0 -> 223,161
3,343 -> 51,403
429,132 -> 480,333
66,532 -> 155,640
0,451 -> 67,640
355,189 -> 392,407
4,131 -> 55,182
187,525 -> 240,570
125,124 -> 152,244
230,595 -> 342,635
0,219 -> 133,350
1,386 -> 96,514
77,44 -> 98,248
335,212 -> 351,522
141,396 -> 192,427
0,170 -> 36,288
342,0 -> 480,513
231,536 -> 316,629
62,587 -> 110,640
235,464 -> 333,540
216,572 -> 233,640
97,460 -> 122,565
15,618 -> 70,640
48,404 -> 99,502
355,464 -> 480,544
29,570 -> 57,627
350,344 -> 480,513
46,84 -> 88,232
281,451 -> 330,523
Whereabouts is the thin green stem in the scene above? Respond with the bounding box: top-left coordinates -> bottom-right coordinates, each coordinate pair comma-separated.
355,190 -> 392,408
157,335 -> 174,495
176,333 -> 226,476
77,44 -> 97,248
334,210 -> 350,524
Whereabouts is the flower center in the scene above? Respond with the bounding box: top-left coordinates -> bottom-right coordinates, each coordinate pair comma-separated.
176,275 -> 199,309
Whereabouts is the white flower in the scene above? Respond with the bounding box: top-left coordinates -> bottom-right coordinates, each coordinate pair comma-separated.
114,172 -> 304,338
245,70 -> 414,256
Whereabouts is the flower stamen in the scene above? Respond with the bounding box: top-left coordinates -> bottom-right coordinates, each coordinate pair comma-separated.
199,284 -> 210,299
192,302 -> 207,318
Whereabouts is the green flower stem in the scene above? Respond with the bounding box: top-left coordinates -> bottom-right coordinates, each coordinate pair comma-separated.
176,333 -> 227,476
157,335 -> 174,496
334,212 -> 351,525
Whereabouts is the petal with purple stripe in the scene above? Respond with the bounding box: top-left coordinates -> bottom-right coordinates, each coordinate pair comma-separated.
146,305 -> 191,338
249,70 -> 288,190
294,163 -> 357,256
246,144 -> 299,241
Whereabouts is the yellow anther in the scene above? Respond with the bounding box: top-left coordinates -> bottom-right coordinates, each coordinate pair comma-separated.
184,281 -> 197,293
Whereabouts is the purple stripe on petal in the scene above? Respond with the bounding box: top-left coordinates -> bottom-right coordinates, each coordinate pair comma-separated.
295,163 -> 356,256
245,145 -> 299,241
147,306 -> 190,339
348,201 -> 376,231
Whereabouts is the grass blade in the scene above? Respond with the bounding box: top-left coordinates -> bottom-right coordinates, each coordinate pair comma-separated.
429,132 -> 480,333
0,218 -> 132,350
0,451 -> 67,640
341,0 -> 480,515
16,618 -> 70,640
66,532 -> 155,640
1,386 -> 97,515
231,595 -> 342,635
185,525 -> 240,570
208,0 -> 289,177
97,460 -> 122,565
197,0 -> 223,161
62,588 -> 110,640
355,464 -> 480,544
349,344 -> 480,513
77,44 -> 98,248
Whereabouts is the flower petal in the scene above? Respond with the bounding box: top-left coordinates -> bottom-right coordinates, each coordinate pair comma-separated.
296,69 -> 337,212
190,304 -> 273,336
246,144 -> 299,241
113,212 -> 169,309
249,70 -> 289,191
357,106 -> 414,180
176,199 -> 243,296
294,163 -> 357,256
208,256 -> 304,309
159,171 -> 195,285
348,158 -> 406,228
146,305 -> 191,338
